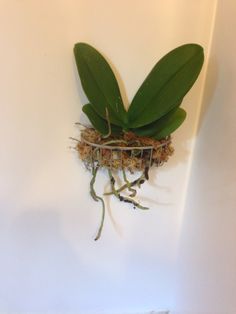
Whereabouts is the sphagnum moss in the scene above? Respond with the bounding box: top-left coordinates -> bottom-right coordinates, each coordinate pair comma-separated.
74,127 -> 173,240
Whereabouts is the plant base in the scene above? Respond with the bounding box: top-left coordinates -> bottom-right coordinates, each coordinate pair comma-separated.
74,127 -> 174,240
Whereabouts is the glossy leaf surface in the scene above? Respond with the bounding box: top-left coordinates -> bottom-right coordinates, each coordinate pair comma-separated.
152,108 -> 187,140
128,44 -> 204,128
74,43 -> 127,126
132,99 -> 183,137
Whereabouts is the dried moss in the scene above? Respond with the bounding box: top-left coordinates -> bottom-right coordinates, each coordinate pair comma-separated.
76,127 -> 174,171
74,127 -> 174,240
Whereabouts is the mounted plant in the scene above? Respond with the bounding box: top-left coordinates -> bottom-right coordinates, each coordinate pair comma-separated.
72,42 -> 204,240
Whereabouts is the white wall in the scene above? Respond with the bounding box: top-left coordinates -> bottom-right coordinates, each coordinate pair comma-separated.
174,0 -> 236,313
0,1 -> 216,313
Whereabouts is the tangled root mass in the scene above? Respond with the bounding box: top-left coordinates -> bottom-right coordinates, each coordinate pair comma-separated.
74,127 -> 174,240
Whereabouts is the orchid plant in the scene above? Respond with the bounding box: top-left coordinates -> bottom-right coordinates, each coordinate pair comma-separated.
73,42 -> 204,240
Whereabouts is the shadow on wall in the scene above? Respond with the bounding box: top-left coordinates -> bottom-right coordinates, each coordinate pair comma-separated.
163,55 -> 218,170
197,56 -> 218,132
0,209 -> 91,312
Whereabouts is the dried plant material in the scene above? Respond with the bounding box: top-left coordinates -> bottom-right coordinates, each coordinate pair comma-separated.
76,128 -> 174,171
74,127 -> 174,240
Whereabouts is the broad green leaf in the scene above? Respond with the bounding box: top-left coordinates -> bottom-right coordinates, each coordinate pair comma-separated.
82,104 -> 123,136
128,44 -> 204,128
74,43 -> 127,127
152,108 -> 187,140
132,99 -> 183,137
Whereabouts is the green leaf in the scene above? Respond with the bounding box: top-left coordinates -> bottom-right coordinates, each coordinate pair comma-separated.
74,43 -> 127,127
152,108 -> 187,140
132,99 -> 183,137
82,104 -> 123,136
128,44 -> 204,128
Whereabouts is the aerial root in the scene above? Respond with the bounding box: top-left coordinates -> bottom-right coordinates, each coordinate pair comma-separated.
90,165 -> 105,241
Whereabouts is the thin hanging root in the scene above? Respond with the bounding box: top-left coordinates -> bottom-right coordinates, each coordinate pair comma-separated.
94,196 -> 105,241
104,172 -> 146,196
107,169 -> 149,210
118,195 -> 149,210
90,166 -> 105,241
69,137 -> 80,142
122,169 -> 137,197
75,122 -> 88,128
90,166 -> 99,202
144,166 -> 150,180
107,169 -> 120,198
136,172 -> 146,188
